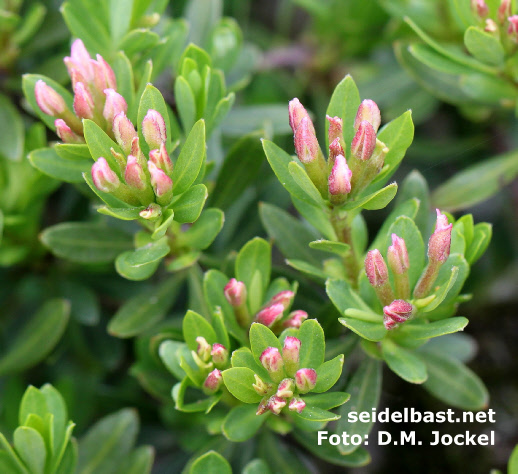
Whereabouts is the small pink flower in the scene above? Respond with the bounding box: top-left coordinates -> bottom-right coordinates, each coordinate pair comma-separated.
148,161 -> 172,198
326,115 -> 343,145
383,299 -> 414,330
54,119 -> 83,144
276,378 -> 295,398
260,347 -> 284,374
267,395 -> 287,415
289,397 -> 306,413
354,99 -> 381,132
256,303 -> 285,327
113,112 -> 137,154
387,234 -> 410,274
203,369 -> 223,394
268,290 -> 295,310
149,143 -> 173,175
224,278 -> 247,307
92,158 -> 120,193
124,155 -> 147,190
73,82 -> 95,120
294,116 -> 319,164
103,89 -> 127,125
282,310 -> 308,329
211,343 -> 228,366
351,120 -> 376,161
288,98 -> 310,133
295,368 -> 317,393
427,209 -> 452,263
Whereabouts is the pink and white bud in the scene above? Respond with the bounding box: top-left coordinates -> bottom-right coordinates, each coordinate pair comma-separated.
294,116 -> 319,164
252,374 -> 271,396
69,39 -> 93,78
260,347 -> 284,376
471,0 -> 489,18
354,99 -> 381,132
103,89 -> 127,125
276,378 -> 295,398
498,0 -> 511,24
92,157 -> 120,193
139,203 -> 161,220
428,209 -> 452,263
149,143 -> 173,175
92,55 -> 117,92
282,310 -> 308,329
326,115 -> 343,145
387,234 -> 410,274
365,249 -> 389,287
224,278 -> 247,307
35,80 -> 67,116
288,98 -> 310,132
202,369 -> 223,394
295,368 -> 317,393
508,15 -> 518,40
54,119 -> 83,143
113,112 -> 137,154
256,398 -> 269,415
196,336 -> 211,362
328,154 -> 352,196
124,155 -> 147,190
268,395 -> 287,415
282,336 -> 301,367
211,343 -> 229,367
351,121 -> 376,161
485,19 -> 498,33
73,82 -> 95,120
142,109 -> 167,150
256,303 -> 285,327
148,161 -> 173,198
289,397 -> 306,413
383,299 -> 414,325
268,290 -> 295,310
329,137 -> 344,164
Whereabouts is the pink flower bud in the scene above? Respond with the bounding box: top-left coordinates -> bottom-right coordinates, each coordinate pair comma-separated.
113,112 -> 137,154
148,161 -> 173,198
64,39 -> 93,83
485,19 -> 498,32
124,155 -> 147,190
35,80 -> 67,116
289,397 -> 306,413
267,395 -> 287,415
54,119 -> 83,144
276,378 -> 295,398
203,369 -> 223,394
288,98 -> 310,132
294,116 -> 319,164
211,343 -> 228,367
383,299 -> 414,324
354,99 -> 381,132
73,82 -> 95,120
149,143 -> 173,175
328,154 -> 352,196
268,290 -> 295,310
508,15 -> 518,40
252,375 -> 271,396
351,120 -> 376,161
326,115 -> 343,145
196,336 -> 211,362
92,55 -> 117,93
92,157 -> 120,193
471,0 -> 489,18
256,398 -> 269,415
282,336 -> 301,367
260,347 -> 284,375
224,278 -> 247,306
142,109 -> 167,150
428,209 -> 452,263
255,303 -> 285,327
282,310 -> 308,329
329,137 -> 344,164
365,249 -> 389,287
499,0 -> 511,24
295,368 -> 317,393
387,234 -> 410,275
103,89 -> 127,125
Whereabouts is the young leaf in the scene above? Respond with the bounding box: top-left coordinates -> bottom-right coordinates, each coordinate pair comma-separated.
313,355 -> 344,393
303,392 -> 350,410
179,208 -> 224,250
464,26 -> 504,67
249,323 -> 282,364
288,161 -> 326,206
13,427 -> 46,474
171,184 -> 208,224
297,319 -> 325,369
222,404 -> 268,442
115,237 -> 170,281
399,317 -> 468,340
343,183 -> 398,211
222,367 -> 263,403
309,240 -> 350,257
183,310 -> 218,351
83,120 -> 124,175
292,406 -> 339,422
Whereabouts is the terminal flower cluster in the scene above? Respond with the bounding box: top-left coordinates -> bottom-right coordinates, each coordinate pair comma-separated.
191,336 -> 230,395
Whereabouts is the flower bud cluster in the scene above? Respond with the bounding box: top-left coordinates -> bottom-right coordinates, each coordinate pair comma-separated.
254,337 -> 316,416
288,98 -> 388,206
470,0 -> 518,47
191,336 -> 230,395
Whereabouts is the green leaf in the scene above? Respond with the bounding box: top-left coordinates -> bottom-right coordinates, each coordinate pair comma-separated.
420,350 -> 488,410
222,404 -> 267,442
288,161 -> 326,206
466,222 -> 492,264
243,459 -> 272,474
298,319 -> 325,369
173,377 -> 221,412
29,147 -> 91,183
222,367 -> 263,403
171,184 -> 208,223
83,120 -> 124,175
343,183 -> 398,211
326,278 -> 372,313
152,210 -> 176,240
309,240 -> 350,257
286,259 -> 327,280
382,339 -> 427,384
159,340 -> 189,380
399,317 -> 468,340
118,446 -> 154,474
249,323 -> 282,365
460,72 -> 517,105
395,170 -> 429,235
115,237 -> 170,281
464,26 -> 504,67
0,94 -> 24,161
174,76 -> 197,133
313,355 -> 344,393
293,406 -> 339,422
422,266 -> 459,312
303,392 -> 350,410
13,427 -> 46,474
508,445 -> 518,474
183,310 -> 218,351
97,206 -> 144,221
222,104 -> 293,137
189,451 -> 231,474
0,299 -> 70,375
172,120 -> 206,194
41,222 -> 133,264
83,172 -> 132,208
179,208 -> 224,250
408,43 -> 480,75
336,358 -> 381,454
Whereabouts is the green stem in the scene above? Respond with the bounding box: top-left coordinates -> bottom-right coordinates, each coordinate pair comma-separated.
413,260 -> 440,299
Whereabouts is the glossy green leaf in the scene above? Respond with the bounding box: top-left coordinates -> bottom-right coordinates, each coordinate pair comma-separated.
0,94 -> 24,161
222,367 -> 263,403
83,120 -> 123,175
309,240 -> 350,257
222,404 -> 267,442
222,104 -> 292,137
115,237 -> 170,281
97,206 -> 144,221
137,84 -> 172,154
460,72 -> 517,104
29,147 -> 91,183
171,184 -> 208,223
399,317 -> 468,339
13,427 -> 46,474
183,310 -> 218,351
313,355 -> 344,393
189,451 -> 231,474
464,26 -> 504,67
326,278 -> 372,313
293,406 -> 339,422
179,208 -> 224,250
466,222 -> 492,264
298,319 -> 325,369
422,266 -> 459,312
382,339 -> 427,384
243,459 -> 272,474
303,392 -> 350,410
344,183 -> 398,211
249,323 -> 282,365
288,161 -> 326,206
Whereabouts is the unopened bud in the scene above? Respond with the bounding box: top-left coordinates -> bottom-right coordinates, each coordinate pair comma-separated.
103,89 -> 127,125
387,234 -> 409,274
288,98 -> 310,132
92,55 -> 117,92
139,203 -> 161,220
113,112 -> 137,154
276,378 -> 295,398
224,278 -> 247,306
329,137 -> 344,165
67,39 -> 93,81
35,80 -> 66,116
256,303 -> 284,327
268,395 -> 287,415
351,121 -> 376,161
211,343 -> 229,367
328,154 -> 352,197
326,115 -> 343,145
149,143 -> 173,175
383,300 -> 414,330
485,19 -> 498,33
256,398 -> 269,415
508,15 -> 518,41
202,369 -> 223,394
294,116 -> 319,164
268,290 -> 295,310
295,368 -> 317,393
471,0 -> 489,18
365,249 -> 389,287
252,374 -> 271,396
428,209 -> 452,263
91,157 -> 120,193
73,82 -> 95,120
260,347 -> 284,381
355,99 -> 381,132
142,109 -> 167,149
148,161 -> 173,200
124,155 -> 147,190
499,0 -> 511,24
196,336 -> 211,362
282,336 -> 301,376
54,119 -> 83,144
289,397 -> 306,413
282,310 -> 308,329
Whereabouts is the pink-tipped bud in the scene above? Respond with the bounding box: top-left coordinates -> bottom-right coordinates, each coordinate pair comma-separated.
256,398 -> 269,415
113,112 -> 137,155
92,157 -> 120,193
351,121 -> 376,161
276,378 -> 295,398
54,119 -> 83,144
149,143 -> 173,175
142,109 -> 167,150
387,234 -> 410,275
124,155 -> 147,190
428,209 -> 452,263
260,347 -> 284,376
326,115 -> 343,145
256,303 -> 285,327
282,310 -> 308,329
35,80 -> 67,117
148,161 -> 173,198
288,98 -> 310,132
139,203 -> 161,220
282,336 -> 301,367
92,55 -> 117,92
268,395 -> 287,415
365,249 -> 389,287
224,278 -> 247,307
70,39 -> 93,77
289,397 -> 306,413
295,368 -> 317,393
73,82 -> 95,120
211,343 -> 228,367
196,336 -> 211,362
499,0 -> 511,24
508,15 -> 518,40
328,154 -> 352,196
485,19 -> 498,32
354,99 -> 381,132
203,369 -> 223,394
294,116 -> 319,164
252,375 -> 271,396
471,0 -> 489,18
383,300 -> 414,330
268,290 -> 295,310
329,137 -> 344,164
103,89 -> 127,125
